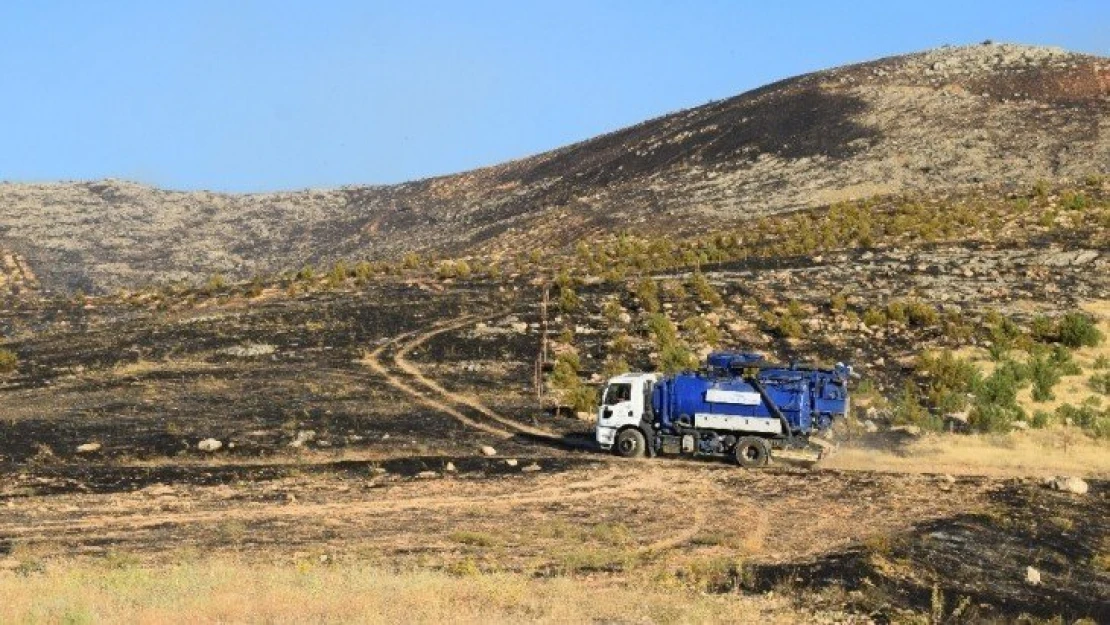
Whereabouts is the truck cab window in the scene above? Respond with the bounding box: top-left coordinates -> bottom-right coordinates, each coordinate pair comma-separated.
603,383 -> 632,406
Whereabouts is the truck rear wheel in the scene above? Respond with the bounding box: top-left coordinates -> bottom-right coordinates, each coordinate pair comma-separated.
615,429 -> 646,458
733,436 -> 770,468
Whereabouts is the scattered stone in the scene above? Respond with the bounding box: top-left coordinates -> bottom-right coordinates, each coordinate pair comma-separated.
368,467 -> 388,476
197,438 -> 223,452
289,430 -> 316,448
575,411 -> 594,421
940,474 -> 957,485
1025,566 -> 1041,585
504,459 -> 519,467
521,463 -> 542,473
1011,420 -> 1029,431
1045,476 -> 1088,495
416,471 -> 438,479
480,446 -> 497,457
862,420 -> 879,433
219,343 -> 276,358
75,442 -> 102,454
445,462 -> 457,472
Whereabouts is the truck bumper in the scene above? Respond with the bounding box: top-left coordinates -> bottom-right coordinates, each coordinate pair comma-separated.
595,426 -> 617,450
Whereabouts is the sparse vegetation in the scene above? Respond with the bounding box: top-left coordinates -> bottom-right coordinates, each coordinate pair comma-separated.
0,348 -> 17,374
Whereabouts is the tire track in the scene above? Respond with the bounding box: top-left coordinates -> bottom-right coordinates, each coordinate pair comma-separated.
392,315 -> 560,440
359,317 -> 515,439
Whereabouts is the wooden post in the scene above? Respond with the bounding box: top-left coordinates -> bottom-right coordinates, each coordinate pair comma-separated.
535,283 -> 550,403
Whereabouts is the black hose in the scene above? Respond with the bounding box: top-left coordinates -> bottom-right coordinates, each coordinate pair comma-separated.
747,376 -> 794,445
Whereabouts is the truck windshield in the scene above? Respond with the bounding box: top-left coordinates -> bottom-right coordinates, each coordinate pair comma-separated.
603,383 -> 632,405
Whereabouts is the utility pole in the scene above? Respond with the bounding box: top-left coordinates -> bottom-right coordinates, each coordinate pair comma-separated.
534,283 -> 550,402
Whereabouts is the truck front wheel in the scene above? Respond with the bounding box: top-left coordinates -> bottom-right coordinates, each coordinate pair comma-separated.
615,429 -> 646,458
733,437 -> 770,468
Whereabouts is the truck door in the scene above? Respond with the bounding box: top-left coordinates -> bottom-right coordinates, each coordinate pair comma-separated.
601,382 -> 636,424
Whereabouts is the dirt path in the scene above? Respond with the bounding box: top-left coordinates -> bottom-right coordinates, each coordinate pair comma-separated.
392,315 -> 561,440
359,319 -> 516,439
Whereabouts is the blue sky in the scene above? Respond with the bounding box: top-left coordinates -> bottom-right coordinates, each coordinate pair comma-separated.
1,1 -> 1106,192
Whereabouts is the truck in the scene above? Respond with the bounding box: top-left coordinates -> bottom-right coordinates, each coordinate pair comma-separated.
595,351 -> 851,467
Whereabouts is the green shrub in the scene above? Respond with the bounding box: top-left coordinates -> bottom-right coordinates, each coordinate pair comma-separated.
609,333 -> 633,357
645,313 -> 679,348
565,385 -> 598,414
658,344 -> 697,374
969,365 -> 1026,433
558,285 -> 581,313
550,352 -> 581,390
635,279 -> 660,313
1090,372 -> 1110,395
681,316 -> 721,347
1061,191 -> 1088,211
905,300 -> 939,327
886,300 -> 907,324
603,299 -> 625,324
1093,355 -> 1110,370
601,356 -> 630,379
204,273 -> 227,293
776,315 -> 803,339
688,272 -> 723,308
0,348 -> 17,374
915,350 -> 980,413
1056,313 -> 1103,348
1031,410 -> 1053,429
891,382 -> 941,431
1029,354 -> 1062,402
862,308 -> 887,327
829,292 -> 848,313
1056,402 -> 1110,438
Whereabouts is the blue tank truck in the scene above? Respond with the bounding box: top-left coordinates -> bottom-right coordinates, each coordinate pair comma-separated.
595,352 -> 852,467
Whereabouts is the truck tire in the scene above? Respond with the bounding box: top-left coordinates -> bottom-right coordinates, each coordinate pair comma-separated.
733,436 -> 770,468
615,428 -> 646,458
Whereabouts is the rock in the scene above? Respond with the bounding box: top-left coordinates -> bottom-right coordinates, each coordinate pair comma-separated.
939,474 -> 956,486
289,430 -> 316,448
75,442 -> 102,454
219,343 -> 276,358
575,411 -> 594,421
444,462 -> 457,472
521,463 -> 542,473
1025,566 -> 1041,585
504,459 -> 519,467
509,322 -> 528,333
416,471 -> 438,479
197,438 -> 222,452
1011,420 -> 1029,431
890,425 -> 921,436
945,411 -> 970,424
617,312 -> 632,324
1045,476 -> 1088,495
862,420 -> 879,433
480,446 -> 497,457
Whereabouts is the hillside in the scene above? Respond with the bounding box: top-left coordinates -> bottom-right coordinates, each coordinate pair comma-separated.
1,42 -> 1107,293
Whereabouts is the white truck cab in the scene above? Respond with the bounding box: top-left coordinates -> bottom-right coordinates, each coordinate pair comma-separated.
595,373 -> 657,453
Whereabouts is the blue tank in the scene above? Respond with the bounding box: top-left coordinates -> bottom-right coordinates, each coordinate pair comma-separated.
651,352 -> 850,437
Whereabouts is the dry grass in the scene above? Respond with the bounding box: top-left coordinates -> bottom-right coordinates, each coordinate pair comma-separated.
0,557 -> 802,624
825,429 -> 1110,478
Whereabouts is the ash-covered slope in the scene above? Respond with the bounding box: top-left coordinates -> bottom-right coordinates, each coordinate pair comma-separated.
1,43 -> 1107,292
